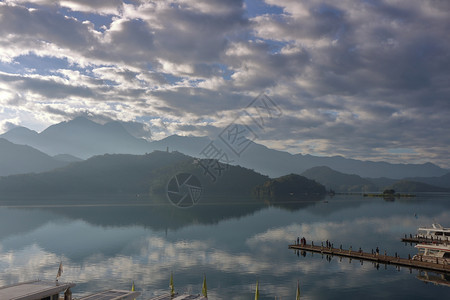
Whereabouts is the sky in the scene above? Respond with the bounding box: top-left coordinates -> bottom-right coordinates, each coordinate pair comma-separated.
0,0 -> 449,168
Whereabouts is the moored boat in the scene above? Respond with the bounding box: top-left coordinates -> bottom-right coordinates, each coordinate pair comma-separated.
416,223 -> 450,242
413,243 -> 450,264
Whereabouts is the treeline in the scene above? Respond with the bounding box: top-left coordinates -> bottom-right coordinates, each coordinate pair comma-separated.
0,151 -> 188,195
0,151 -> 269,196
253,173 -> 327,197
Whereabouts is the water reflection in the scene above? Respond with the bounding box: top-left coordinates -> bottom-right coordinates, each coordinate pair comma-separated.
416,271 -> 450,287
0,194 -> 449,299
0,193 -> 325,232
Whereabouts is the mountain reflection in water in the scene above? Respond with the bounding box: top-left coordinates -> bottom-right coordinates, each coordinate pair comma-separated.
0,194 -> 449,299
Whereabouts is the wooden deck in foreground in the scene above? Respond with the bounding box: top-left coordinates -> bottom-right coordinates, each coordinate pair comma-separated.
289,243 -> 450,274
149,293 -> 207,300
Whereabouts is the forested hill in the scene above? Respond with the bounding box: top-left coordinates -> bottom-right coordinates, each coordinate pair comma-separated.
0,151 -> 268,196
0,138 -> 69,176
254,173 -> 327,197
386,180 -> 450,193
301,166 -> 377,192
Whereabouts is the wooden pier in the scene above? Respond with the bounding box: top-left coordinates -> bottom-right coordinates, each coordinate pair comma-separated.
289,243 -> 450,274
401,236 -> 449,244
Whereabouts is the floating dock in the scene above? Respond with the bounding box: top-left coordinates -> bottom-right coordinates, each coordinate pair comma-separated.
401,236 -> 449,244
289,243 -> 450,274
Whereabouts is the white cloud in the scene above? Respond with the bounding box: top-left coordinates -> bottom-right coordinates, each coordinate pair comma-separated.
246,211 -> 450,251
0,117 -> 21,133
0,0 -> 449,167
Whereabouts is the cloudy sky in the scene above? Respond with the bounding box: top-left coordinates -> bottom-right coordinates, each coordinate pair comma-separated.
0,0 -> 449,167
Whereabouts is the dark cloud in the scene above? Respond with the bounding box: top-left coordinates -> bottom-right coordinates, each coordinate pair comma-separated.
150,87 -> 249,116
0,72 -> 95,100
0,4 -> 98,53
0,0 -> 449,167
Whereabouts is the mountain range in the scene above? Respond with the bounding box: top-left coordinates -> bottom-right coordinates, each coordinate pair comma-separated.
0,117 -> 151,159
301,166 -> 377,192
0,138 -> 73,176
0,151 -> 272,196
1,117 -> 449,181
300,166 -> 450,193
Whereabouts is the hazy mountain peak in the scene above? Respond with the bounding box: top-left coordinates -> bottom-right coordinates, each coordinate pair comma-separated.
301,165 -> 377,192
72,115 -> 92,122
62,116 -> 99,128
1,118 -> 448,179
4,126 -> 38,134
40,116 -> 100,136
0,117 -> 155,158
162,134 -> 209,141
0,138 -> 69,176
112,121 -> 152,141
0,126 -> 39,147
1,126 -> 38,138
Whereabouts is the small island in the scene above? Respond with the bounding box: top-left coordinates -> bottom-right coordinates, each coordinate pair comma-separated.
363,189 -> 415,198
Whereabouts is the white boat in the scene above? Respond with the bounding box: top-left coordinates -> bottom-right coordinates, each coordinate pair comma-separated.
413,243 -> 450,264
416,223 -> 450,242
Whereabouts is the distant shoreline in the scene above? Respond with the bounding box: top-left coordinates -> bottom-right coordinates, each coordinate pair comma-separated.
363,193 -> 416,197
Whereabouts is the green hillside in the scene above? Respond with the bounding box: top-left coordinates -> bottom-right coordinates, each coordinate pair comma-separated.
387,180 -> 450,193
254,173 -> 326,197
405,173 -> 450,189
301,166 -> 377,192
0,138 -> 69,176
0,151 -> 268,196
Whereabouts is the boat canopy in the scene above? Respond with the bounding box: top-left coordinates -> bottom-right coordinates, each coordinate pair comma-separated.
417,223 -> 450,236
418,223 -> 450,232
0,280 -> 75,300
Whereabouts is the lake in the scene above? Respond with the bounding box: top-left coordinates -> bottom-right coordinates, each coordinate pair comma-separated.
0,193 -> 449,299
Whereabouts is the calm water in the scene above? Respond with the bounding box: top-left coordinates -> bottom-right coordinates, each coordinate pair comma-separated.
0,194 -> 449,299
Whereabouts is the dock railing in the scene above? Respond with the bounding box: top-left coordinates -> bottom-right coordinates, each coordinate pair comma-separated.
289,242 -> 450,274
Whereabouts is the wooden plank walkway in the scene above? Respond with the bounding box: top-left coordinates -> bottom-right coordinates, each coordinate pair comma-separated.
289,243 -> 450,274
401,236 -> 450,244
149,293 -> 207,300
